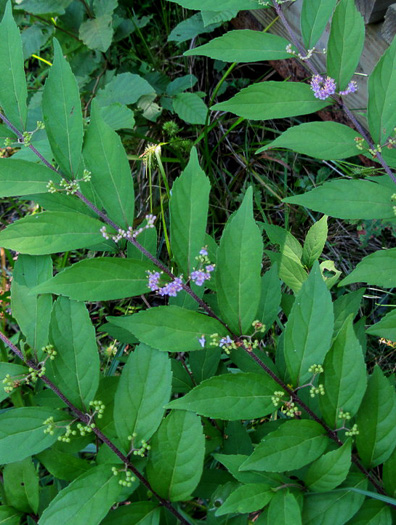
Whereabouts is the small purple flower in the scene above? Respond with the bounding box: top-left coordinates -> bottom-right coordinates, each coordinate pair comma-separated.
147,271 -> 161,291
219,336 -> 233,348
191,270 -> 207,286
310,75 -> 336,100
198,335 -> 206,348
199,247 -> 208,256
159,277 -> 183,297
339,80 -> 358,96
205,264 -> 215,273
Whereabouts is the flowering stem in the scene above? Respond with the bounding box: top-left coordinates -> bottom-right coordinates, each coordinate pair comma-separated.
0,331 -> 192,525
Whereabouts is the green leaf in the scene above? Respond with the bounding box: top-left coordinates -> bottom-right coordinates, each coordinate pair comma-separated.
170,148 -> 210,275
167,372 -> 284,420
284,263 -> 334,386
3,458 -> 39,513
302,215 -> 328,268
283,180 -> 395,220
267,490 -> 302,525
201,10 -> 238,26
101,502 -> 160,525
189,346 -> 221,383
368,35 -> 396,144
302,472 -> 367,525
267,251 -> 308,293
0,211 -> 105,255
83,101 -> 135,228
211,82 -> 331,120
240,420 -> 329,473
79,14 -> 113,52
147,411 -> 205,501
320,316 -> 367,427
11,254 -> 52,356
356,365 -> 396,468
184,30 -> 291,62
166,74 -> 198,96
100,103 -> 135,130
340,248 -> 396,287
326,0 -> 364,90
256,264 -> 281,331
168,0 -> 261,10
42,39 -> 83,176
95,72 -> 154,107
333,288 -> 365,337
301,0 -> 337,48
383,448 -> 396,497
46,297 -> 100,409
0,2 -> 27,130
14,0 -> 73,14
32,258 -> 155,301
304,439 -> 352,492
114,344 -> 172,449
94,0 -> 118,17
0,407 -> 67,464
214,454 -> 286,486
173,92 -> 207,124
216,187 -> 263,334
216,483 -> 273,516
0,507 -> 21,525
347,499 -> 392,525
263,223 -> 303,263
0,363 -> 27,403
107,305 -> 227,352
257,122 -> 362,160
39,465 -> 122,525
0,160 -> 60,197
366,309 -> 396,340
168,13 -> 220,43
38,448 -> 93,481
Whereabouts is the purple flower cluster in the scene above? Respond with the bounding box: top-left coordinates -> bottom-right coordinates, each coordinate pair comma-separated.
339,80 -> 358,96
191,265 -> 215,286
219,336 -> 233,348
147,271 -> 183,297
310,75 -> 336,100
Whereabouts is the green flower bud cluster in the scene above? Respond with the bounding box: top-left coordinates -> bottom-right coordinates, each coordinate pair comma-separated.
345,424 -> 359,437
271,391 -> 285,407
26,365 -> 45,384
128,432 -> 151,457
58,424 -> 77,443
42,344 -> 57,360
111,466 -> 136,487
338,410 -> 352,421
43,416 -> 56,435
308,364 -> 324,374
89,399 -> 105,419
251,320 -> 266,333
76,422 -> 96,436
59,179 -> 80,195
281,401 -> 300,418
2,374 -> 18,394
4,137 -> 13,147
309,384 -> 325,398
21,131 -> 32,147
82,169 -> 91,182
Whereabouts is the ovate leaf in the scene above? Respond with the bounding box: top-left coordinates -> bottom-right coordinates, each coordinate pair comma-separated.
11,254 -> 52,357
39,465 -> 122,525
95,73 -> 154,107
216,483 -> 273,516
170,148 -> 210,275
0,2 -> 27,130
101,502 -> 160,525
3,458 -> 39,514
216,187 -> 263,334
184,30 -> 290,62
368,35 -> 396,144
340,248 -> 396,287
0,407 -> 67,464
320,316 -> 367,427
366,309 -> 396,340
167,373 -> 284,420
0,160 -> 60,197
240,420 -> 329,472
355,366 -> 396,468
304,439 -> 352,492
283,263 -> 334,386
301,0 -> 337,48
283,180 -> 395,220
256,264 -> 281,331
302,215 -> 328,268
42,39 -> 83,176
168,0 -> 261,11
327,0 -> 364,90
107,305 -> 227,351
173,92 -> 207,125
83,100 -> 134,228
347,499 -> 392,525
32,258 -> 155,301
46,297 -> 100,410
14,0 -> 73,15
211,82 -> 331,120
114,344 -> 172,450
257,122 -> 362,160
267,490 -> 302,525
147,411 -> 205,501
0,211 -> 105,255
79,15 -> 113,52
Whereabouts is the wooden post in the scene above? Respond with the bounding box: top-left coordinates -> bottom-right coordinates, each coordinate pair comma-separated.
381,3 -> 396,43
356,0 -> 395,23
